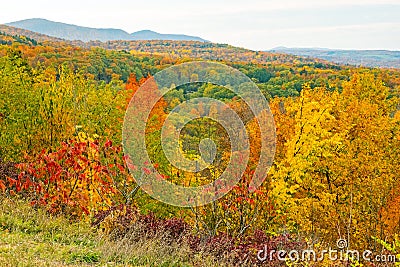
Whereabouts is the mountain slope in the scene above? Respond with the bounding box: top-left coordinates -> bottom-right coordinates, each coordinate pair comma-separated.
0,24 -> 68,44
131,30 -> 206,42
6,18 -> 131,42
270,47 -> 400,69
6,18 -> 208,42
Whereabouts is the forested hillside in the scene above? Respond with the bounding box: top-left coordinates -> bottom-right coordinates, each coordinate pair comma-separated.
1,28 -> 400,266
270,47 -> 400,69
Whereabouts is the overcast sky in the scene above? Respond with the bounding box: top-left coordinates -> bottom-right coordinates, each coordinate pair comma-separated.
1,0 -> 400,51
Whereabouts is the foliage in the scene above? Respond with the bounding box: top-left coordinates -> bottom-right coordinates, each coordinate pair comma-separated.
4,135 -> 135,217
269,74 -> 400,249
1,27 -> 400,266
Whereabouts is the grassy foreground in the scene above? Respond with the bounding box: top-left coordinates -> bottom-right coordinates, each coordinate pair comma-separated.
0,197 -> 217,267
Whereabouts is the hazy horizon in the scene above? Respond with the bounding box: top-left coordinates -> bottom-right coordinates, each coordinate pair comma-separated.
2,0 -> 400,51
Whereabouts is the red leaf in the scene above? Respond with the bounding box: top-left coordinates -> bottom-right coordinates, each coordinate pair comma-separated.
90,142 -> 99,150
7,177 -> 17,185
0,180 -> 6,192
143,167 -> 152,175
81,206 -> 90,215
104,139 -> 112,148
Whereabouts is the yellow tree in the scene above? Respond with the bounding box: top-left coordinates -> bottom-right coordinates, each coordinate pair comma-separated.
269,74 -> 400,250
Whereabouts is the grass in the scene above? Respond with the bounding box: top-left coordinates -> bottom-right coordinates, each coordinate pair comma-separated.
0,196 -> 218,267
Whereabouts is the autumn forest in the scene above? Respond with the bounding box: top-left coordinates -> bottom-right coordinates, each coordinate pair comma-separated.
0,23 -> 400,266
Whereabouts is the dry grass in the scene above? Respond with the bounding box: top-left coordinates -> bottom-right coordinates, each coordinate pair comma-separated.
0,196 -> 220,267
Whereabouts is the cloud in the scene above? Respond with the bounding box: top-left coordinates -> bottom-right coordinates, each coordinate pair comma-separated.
264,22 -> 400,34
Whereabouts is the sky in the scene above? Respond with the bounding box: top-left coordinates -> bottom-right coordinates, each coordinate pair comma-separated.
1,0 -> 400,51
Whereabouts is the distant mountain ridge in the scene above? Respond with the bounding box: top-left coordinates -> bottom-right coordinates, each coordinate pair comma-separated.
5,18 -> 208,42
269,47 -> 400,69
3,18 -> 398,69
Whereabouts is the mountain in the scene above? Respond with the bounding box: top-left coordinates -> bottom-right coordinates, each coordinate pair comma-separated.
130,30 -> 206,42
269,47 -> 400,69
5,18 -> 208,42
0,24 -> 66,43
